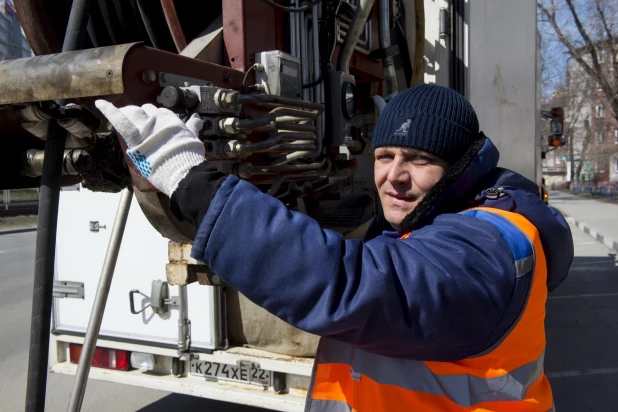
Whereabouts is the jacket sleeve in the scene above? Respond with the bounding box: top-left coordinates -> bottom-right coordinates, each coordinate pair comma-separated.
192,176 -> 521,361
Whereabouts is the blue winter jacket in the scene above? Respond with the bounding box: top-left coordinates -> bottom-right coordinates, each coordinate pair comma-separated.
190,137 -> 574,361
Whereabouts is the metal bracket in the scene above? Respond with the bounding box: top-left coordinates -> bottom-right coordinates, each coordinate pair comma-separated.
89,221 -> 106,232
236,359 -> 261,370
129,280 -> 181,315
159,72 -> 214,88
53,281 -> 85,299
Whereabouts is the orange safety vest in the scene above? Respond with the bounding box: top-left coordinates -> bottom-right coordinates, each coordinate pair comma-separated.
306,207 -> 554,412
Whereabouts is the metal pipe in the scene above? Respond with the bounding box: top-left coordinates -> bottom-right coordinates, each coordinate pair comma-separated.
235,108 -> 320,131
27,0 -> 92,403
25,121 -> 67,412
272,122 -> 317,133
248,160 -> 326,174
337,0 -> 376,73
312,4 -> 321,103
261,143 -> 316,152
66,188 -> 133,412
237,94 -> 324,112
300,8 -> 309,101
290,3 -> 297,56
295,0 -> 302,58
267,173 -> 320,196
234,132 -> 316,153
23,149 -> 90,178
379,0 -> 399,96
177,285 -> 190,355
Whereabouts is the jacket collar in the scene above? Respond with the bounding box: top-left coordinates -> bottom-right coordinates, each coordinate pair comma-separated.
398,134 -> 500,234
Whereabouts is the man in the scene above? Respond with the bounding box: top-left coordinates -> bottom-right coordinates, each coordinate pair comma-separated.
96,84 -> 573,411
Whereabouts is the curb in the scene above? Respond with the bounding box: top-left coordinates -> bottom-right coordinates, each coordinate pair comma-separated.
0,227 -> 37,236
564,216 -> 618,253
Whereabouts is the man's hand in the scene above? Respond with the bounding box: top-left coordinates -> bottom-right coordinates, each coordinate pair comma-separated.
95,100 -> 206,197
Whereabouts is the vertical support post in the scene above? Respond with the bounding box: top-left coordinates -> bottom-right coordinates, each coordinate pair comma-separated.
25,121 -> 67,412
66,188 -> 132,412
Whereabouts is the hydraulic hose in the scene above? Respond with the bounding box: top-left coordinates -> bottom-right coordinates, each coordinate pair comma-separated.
25,1 -> 91,410
379,0 -> 398,95
62,0 -> 92,52
24,121 -> 68,412
337,0 -> 375,74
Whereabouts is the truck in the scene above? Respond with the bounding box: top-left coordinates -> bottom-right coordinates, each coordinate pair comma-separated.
0,0 -> 547,410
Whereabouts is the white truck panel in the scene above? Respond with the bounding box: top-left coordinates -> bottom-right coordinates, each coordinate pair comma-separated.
468,0 -> 540,182
53,188 -> 219,349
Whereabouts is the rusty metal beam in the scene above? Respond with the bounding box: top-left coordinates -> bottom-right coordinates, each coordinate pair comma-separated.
15,0 -> 65,55
160,0 -> 187,52
222,0 -> 278,72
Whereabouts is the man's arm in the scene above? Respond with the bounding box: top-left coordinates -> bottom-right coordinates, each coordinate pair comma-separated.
189,175 -> 523,361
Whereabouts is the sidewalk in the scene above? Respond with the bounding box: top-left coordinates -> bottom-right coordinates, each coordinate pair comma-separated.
549,191 -> 618,252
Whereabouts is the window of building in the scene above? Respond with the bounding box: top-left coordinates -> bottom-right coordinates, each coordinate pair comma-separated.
597,132 -> 604,144
598,49 -> 606,63
596,104 -> 606,118
615,130 -> 618,145
615,158 -> 618,172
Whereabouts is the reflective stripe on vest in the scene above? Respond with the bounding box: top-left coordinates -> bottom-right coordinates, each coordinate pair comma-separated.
307,207 -> 554,412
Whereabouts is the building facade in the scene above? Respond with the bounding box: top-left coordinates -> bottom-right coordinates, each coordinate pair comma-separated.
0,0 -> 32,61
560,43 -> 618,185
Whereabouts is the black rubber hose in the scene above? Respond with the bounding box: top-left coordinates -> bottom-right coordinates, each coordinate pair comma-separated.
87,1 -> 113,47
98,0 -> 124,44
126,0 -> 152,47
25,1 -> 91,409
135,0 -> 176,52
24,120 -> 68,412
62,0 -> 92,52
111,0 -> 140,41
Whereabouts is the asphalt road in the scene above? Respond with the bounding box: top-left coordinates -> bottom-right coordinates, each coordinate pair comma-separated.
0,231 -> 270,412
2,202 -> 618,411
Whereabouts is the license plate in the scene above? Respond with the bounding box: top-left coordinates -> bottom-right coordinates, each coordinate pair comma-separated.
190,360 -> 272,387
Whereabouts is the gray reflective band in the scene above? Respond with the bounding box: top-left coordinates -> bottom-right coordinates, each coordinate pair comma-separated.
310,399 -> 353,412
515,255 -> 535,277
316,339 -> 545,407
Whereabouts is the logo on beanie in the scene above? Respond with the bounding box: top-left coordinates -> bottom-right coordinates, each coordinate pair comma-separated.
394,118 -> 412,137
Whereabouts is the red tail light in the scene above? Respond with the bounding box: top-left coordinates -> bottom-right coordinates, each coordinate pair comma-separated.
69,343 -> 130,371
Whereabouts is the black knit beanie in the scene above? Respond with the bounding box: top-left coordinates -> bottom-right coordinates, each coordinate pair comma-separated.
372,84 -> 480,163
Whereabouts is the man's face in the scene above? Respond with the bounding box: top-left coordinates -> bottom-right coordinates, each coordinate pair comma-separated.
374,146 -> 450,230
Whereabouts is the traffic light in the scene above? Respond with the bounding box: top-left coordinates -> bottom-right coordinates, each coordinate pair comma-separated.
548,107 -> 566,147
550,107 -> 563,135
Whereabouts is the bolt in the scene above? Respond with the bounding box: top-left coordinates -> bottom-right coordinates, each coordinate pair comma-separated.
142,69 -> 156,84
106,70 -> 113,77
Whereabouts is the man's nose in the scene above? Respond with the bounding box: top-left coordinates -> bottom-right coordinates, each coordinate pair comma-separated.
386,159 -> 410,185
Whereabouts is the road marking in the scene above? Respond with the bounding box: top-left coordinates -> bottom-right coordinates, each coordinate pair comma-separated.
546,367 -> 618,378
548,292 -> 618,300
570,261 -> 615,267
575,242 -> 595,246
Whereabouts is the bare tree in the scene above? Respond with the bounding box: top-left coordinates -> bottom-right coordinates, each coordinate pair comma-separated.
538,0 -> 618,121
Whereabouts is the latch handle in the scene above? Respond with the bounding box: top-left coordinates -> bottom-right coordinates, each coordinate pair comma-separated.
129,289 -> 151,314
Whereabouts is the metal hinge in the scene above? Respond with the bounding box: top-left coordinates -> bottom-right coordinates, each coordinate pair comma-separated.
53,280 -> 85,299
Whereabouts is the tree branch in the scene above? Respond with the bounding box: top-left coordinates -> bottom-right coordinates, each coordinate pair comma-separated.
595,0 -> 614,46
539,1 -> 618,120
565,0 -> 605,76
538,2 -> 599,81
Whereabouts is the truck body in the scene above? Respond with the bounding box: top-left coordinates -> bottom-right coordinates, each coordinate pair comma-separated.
0,0 -> 541,410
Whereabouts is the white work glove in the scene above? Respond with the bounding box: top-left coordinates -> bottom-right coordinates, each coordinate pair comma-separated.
95,100 -> 206,197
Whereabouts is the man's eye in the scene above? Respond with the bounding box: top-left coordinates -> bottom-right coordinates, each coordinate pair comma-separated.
411,155 -> 432,163
376,154 -> 394,161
